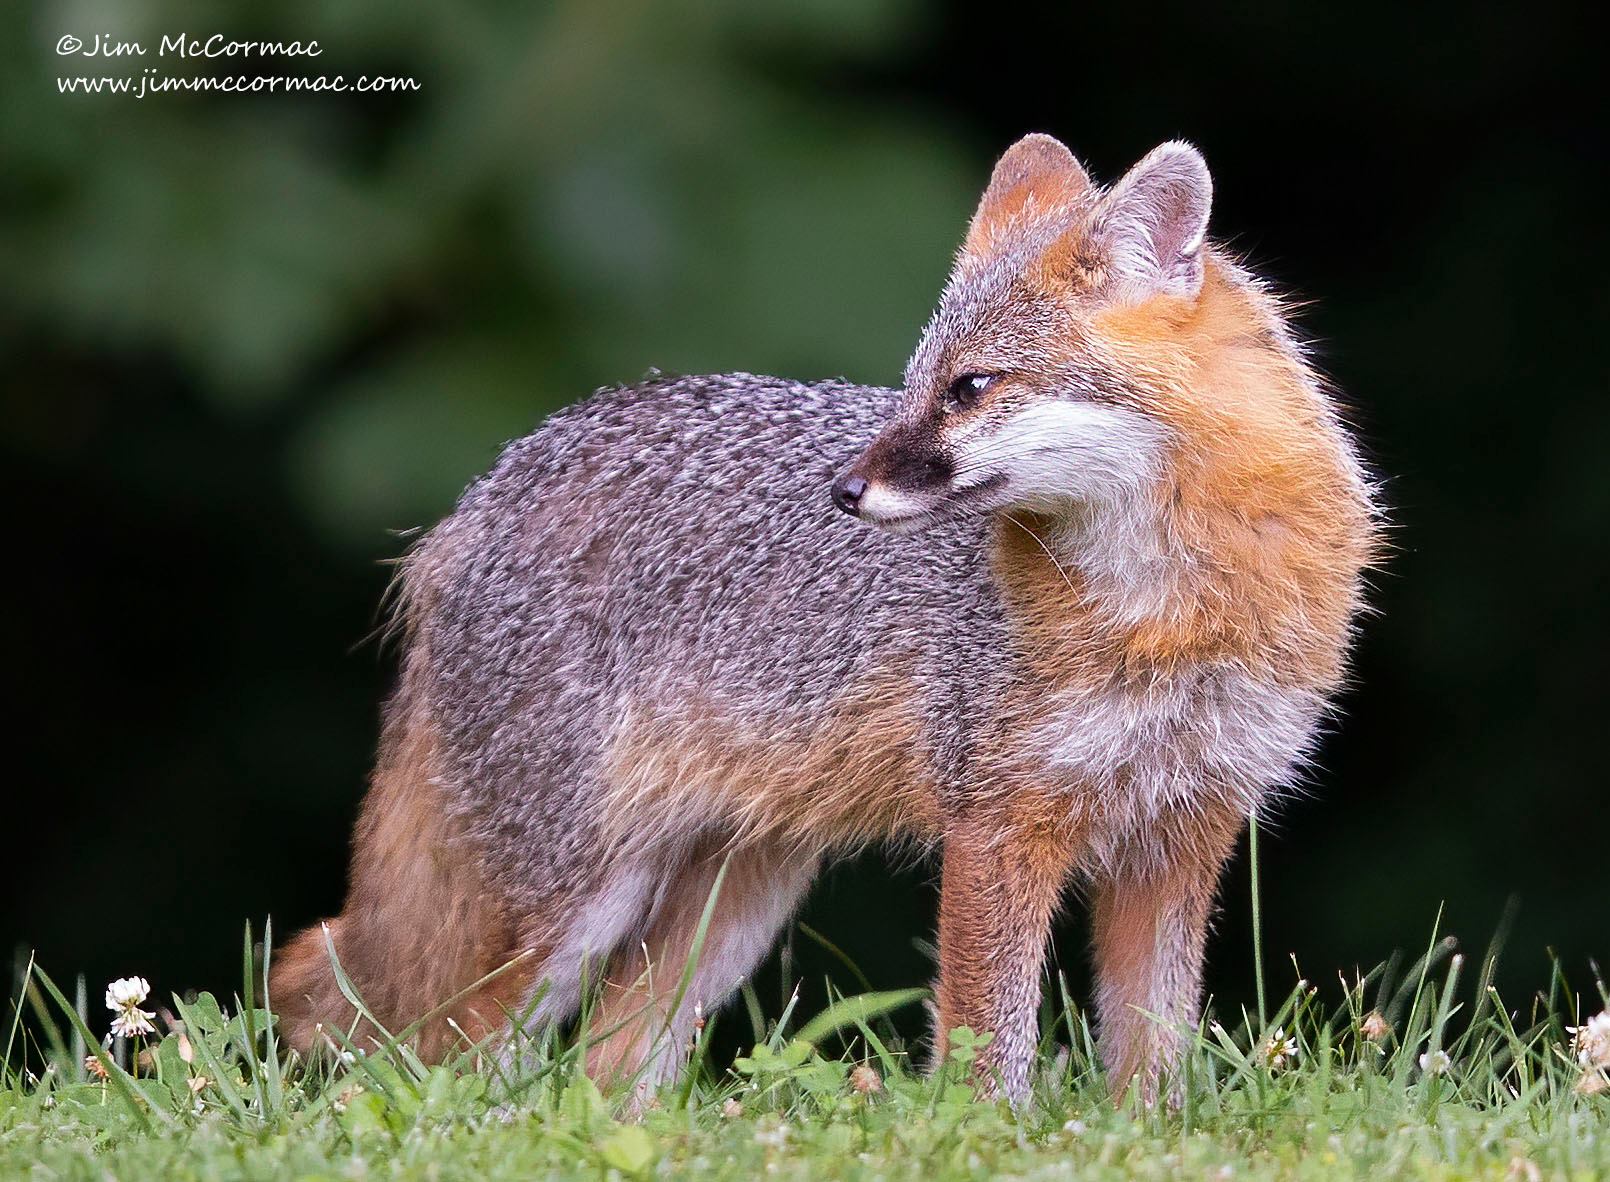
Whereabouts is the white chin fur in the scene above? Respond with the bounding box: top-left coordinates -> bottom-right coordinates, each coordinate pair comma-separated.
955,400 -> 1176,624
855,483 -> 940,531
954,400 -> 1169,505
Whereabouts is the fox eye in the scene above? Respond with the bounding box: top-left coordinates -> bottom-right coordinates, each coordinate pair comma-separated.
944,373 -> 996,412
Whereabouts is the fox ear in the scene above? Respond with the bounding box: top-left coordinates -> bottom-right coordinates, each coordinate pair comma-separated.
965,133 -> 1093,256
1095,141 -> 1213,299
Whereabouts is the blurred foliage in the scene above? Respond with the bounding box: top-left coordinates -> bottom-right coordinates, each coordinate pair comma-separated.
2,0 -> 1605,1034
5,0 -> 968,546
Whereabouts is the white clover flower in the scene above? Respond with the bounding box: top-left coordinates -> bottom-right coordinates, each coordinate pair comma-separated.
1567,1011 -> 1610,1069
1419,1050 -> 1451,1076
105,976 -> 156,1039
105,977 -> 150,1010
1262,1027 -> 1299,1072
110,1008 -> 156,1039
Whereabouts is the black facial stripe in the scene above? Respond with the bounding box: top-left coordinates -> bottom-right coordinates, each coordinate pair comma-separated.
866,421 -> 953,490
884,443 -> 953,490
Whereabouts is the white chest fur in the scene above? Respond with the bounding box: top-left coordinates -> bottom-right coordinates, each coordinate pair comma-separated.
1025,663 -> 1325,876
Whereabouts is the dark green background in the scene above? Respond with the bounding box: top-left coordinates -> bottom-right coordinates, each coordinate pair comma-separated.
3,1 -> 1604,1041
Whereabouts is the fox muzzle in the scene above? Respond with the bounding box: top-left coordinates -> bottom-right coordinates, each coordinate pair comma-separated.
831,473 -> 868,516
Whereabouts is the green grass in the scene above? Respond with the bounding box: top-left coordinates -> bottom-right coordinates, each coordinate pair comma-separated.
4,912 -> 1607,1182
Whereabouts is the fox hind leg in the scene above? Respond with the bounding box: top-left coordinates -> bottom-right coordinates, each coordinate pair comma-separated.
585,838 -> 820,1092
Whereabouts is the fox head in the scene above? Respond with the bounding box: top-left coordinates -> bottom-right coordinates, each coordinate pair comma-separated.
833,133 -> 1221,534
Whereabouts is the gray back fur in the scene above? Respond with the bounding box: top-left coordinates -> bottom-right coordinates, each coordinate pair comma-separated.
400,373 -> 1012,903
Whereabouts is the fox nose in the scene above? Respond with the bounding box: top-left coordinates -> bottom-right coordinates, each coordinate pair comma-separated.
832,474 -> 868,517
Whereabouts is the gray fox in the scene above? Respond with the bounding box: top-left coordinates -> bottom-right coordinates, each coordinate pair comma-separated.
273,133 -> 1377,1102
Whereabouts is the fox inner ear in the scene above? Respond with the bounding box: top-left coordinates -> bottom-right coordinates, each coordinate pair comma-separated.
964,133 -> 1093,257
1095,141 -> 1213,299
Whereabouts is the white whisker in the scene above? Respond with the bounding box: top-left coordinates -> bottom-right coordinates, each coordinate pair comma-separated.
1003,512 -> 1079,596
